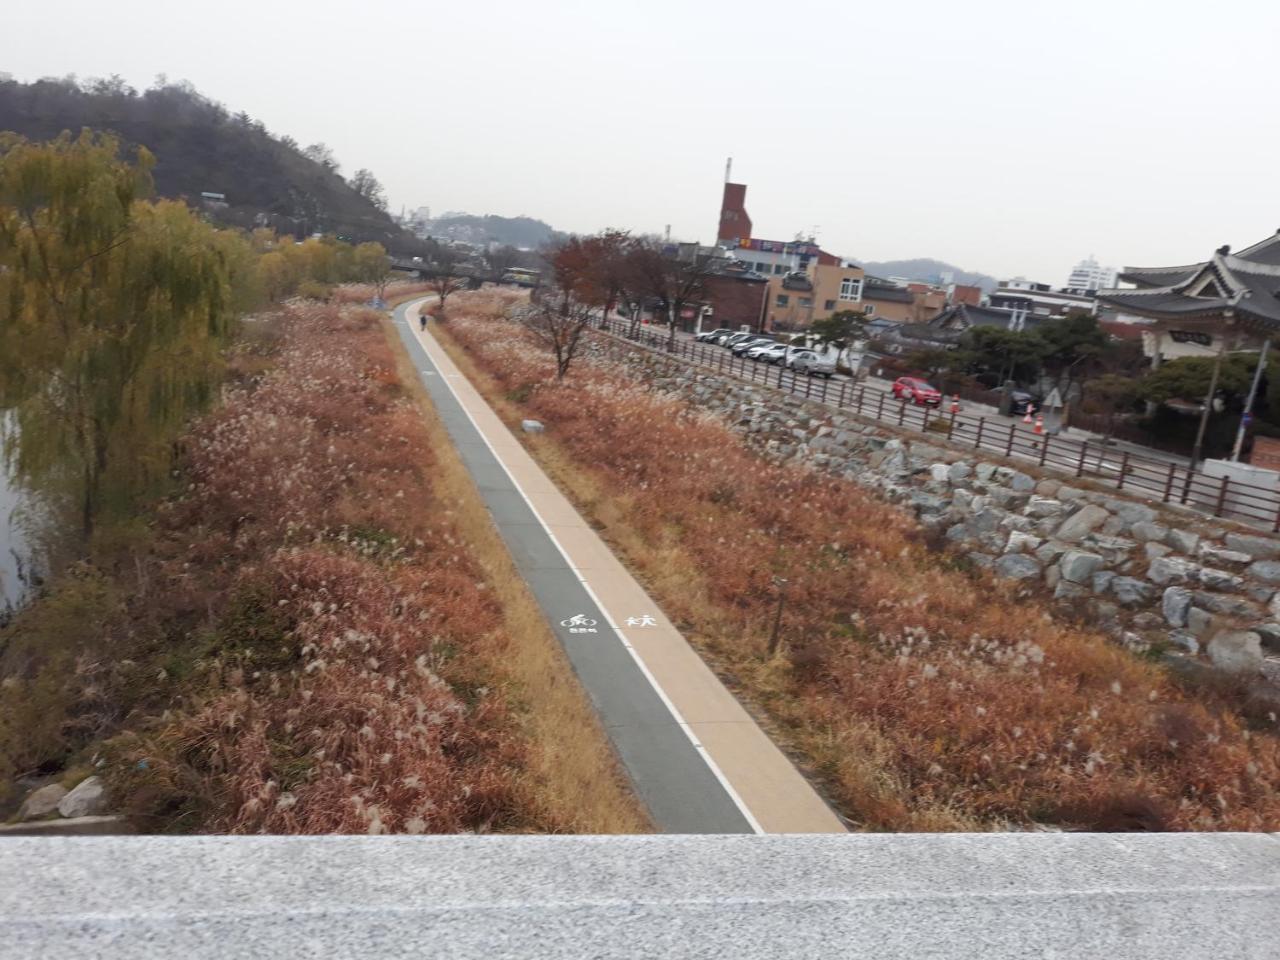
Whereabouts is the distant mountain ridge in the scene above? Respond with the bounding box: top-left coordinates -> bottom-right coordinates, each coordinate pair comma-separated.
0,75 -> 413,248
427,213 -> 563,250
857,257 -> 999,292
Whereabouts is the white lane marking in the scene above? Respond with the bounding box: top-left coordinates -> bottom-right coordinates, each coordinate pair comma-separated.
400,298 -> 764,835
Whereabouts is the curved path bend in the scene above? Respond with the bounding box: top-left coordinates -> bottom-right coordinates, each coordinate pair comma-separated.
393,298 -> 844,834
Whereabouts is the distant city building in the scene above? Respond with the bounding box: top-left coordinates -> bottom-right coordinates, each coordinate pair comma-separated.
1065,255 -> 1116,294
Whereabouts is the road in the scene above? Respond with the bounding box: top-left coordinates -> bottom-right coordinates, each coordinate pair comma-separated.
393,298 -> 844,834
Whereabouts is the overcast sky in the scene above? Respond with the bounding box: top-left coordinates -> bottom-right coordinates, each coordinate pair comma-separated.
5,0 -> 1278,281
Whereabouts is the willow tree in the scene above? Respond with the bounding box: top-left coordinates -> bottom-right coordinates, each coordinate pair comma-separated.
0,131 -> 245,542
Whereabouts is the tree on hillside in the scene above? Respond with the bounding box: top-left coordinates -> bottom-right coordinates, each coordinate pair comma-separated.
427,243 -> 467,311
303,142 -> 340,173
349,168 -> 387,211
517,239 -> 599,380
0,131 -> 244,541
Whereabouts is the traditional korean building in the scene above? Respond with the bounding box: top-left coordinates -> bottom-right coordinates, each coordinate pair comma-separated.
1097,232 -> 1280,364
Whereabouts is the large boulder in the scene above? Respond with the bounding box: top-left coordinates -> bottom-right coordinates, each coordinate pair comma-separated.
1246,560 -> 1280,584
995,553 -> 1041,581
57,776 -> 108,819
1162,587 -> 1193,628
1198,545 -> 1253,568
17,784 -> 66,822
520,419 -> 545,434
1059,550 -> 1105,584
1054,504 -> 1111,542
1101,498 -> 1158,525
1111,577 -> 1155,607
1224,532 -> 1280,560
1167,529 -> 1201,555
1147,556 -> 1197,586
1206,630 -> 1264,673
1198,567 -> 1244,592
1024,497 -> 1065,519
948,461 -> 973,483
1130,521 -> 1169,544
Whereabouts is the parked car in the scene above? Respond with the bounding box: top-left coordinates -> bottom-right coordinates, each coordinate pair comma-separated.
750,343 -> 791,364
1006,389 -> 1041,416
697,328 -> 731,342
732,335 -> 773,356
722,332 -> 758,348
891,376 -> 942,406
790,350 -> 836,378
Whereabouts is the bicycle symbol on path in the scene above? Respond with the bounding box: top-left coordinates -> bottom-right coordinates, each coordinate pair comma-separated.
560,614 -> 599,634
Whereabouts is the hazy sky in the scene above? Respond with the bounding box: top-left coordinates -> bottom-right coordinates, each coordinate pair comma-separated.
5,1 -> 1279,281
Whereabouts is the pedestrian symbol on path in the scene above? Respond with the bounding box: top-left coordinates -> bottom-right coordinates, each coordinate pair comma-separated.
626,615 -> 658,627
560,614 -> 598,634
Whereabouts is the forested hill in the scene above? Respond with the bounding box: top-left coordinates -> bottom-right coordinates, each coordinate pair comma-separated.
429,213 -> 563,249
859,257 -> 999,292
0,75 -> 412,248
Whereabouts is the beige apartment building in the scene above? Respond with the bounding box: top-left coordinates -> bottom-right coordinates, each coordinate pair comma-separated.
765,262 -> 945,331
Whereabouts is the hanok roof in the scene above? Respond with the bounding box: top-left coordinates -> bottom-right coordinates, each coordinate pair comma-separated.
929,303 -> 1049,332
1099,232 -> 1280,331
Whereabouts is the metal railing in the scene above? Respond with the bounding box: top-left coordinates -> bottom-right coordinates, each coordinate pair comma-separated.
595,318 -> 1280,530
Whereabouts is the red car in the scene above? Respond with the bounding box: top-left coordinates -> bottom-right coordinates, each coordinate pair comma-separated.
891,376 -> 942,406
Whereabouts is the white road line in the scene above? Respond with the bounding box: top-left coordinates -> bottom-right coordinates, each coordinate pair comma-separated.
401,299 -> 764,834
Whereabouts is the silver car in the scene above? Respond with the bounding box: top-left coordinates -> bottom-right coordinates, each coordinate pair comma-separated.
789,349 -> 836,378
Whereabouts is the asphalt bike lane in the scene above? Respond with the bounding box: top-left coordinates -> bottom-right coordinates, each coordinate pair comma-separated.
393,300 -> 765,833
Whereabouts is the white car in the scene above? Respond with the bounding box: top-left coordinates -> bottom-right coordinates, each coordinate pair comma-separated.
750,343 -> 790,364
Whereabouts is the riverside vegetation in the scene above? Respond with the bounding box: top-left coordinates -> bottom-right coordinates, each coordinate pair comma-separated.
0,133 -> 642,832
437,291 -> 1280,831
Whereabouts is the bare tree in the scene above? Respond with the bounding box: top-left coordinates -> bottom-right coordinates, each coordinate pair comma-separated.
427,243 -> 467,310
348,168 -> 387,211
303,142 -> 340,173
484,244 -> 521,280
516,238 -> 604,379
625,238 -> 717,349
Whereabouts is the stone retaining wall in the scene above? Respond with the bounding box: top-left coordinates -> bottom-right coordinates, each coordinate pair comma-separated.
588,337 -> 1280,683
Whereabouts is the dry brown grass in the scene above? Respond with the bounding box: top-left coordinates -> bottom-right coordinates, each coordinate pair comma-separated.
434,291 -> 1280,833
380,313 -> 649,833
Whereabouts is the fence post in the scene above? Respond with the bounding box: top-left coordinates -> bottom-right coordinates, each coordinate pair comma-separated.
1076,442 -> 1087,477
878,392 -> 886,421
975,417 -> 985,450
1005,422 -> 1015,457
1039,433 -> 1050,467
897,398 -> 907,426
1117,451 -> 1130,489
947,407 -> 957,441
820,376 -> 828,405
1162,462 -> 1176,504
921,406 -> 930,434
1215,475 -> 1230,517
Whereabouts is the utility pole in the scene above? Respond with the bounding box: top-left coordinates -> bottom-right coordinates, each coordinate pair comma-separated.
1190,336 -> 1229,470
1231,338 -> 1270,462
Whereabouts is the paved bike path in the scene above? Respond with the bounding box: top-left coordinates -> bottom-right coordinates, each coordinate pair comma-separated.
393,299 -> 844,834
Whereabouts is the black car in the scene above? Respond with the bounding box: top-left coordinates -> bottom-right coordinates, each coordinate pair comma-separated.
1007,390 -> 1041,416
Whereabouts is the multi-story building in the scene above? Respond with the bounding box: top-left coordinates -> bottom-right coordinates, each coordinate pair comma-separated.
988,279 -> 1096,319
1064,256 -> 1116,294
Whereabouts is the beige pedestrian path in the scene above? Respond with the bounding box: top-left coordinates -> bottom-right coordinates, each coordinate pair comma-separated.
408,303 -> 845,834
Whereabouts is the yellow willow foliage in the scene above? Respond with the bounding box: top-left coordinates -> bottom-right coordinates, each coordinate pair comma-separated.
0,130 -> 252,541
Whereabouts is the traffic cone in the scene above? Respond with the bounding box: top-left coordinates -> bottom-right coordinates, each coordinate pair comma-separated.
1022,408 -> 1032,424
1034,414 -> 1044,435
950,394 -> 960,414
